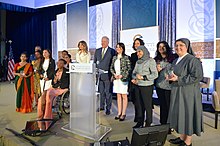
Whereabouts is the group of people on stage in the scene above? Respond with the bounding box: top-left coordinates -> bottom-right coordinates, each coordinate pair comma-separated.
93,36 -> 203,146
12,41 -> 91,119
13,36 -> 203,146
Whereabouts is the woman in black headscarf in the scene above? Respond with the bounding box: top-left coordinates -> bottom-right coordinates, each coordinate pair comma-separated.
167,38 -> 203,146
131,45 -> 158,128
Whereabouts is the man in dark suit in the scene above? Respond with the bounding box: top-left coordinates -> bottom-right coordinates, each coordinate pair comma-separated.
94,36 -> 115,115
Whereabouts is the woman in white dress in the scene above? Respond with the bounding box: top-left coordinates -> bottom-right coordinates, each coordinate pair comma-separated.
76,40 -> 91,63
110,43 -> 131,121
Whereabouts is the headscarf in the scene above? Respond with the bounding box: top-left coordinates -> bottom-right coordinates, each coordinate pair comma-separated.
175,38 -> 195,56
136,45 -> 150,64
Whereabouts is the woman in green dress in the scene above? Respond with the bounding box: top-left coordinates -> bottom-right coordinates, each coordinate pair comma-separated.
13,52 -> 34,113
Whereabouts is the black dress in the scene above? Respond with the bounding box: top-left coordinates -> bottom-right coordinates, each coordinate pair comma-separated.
130,52 -> 138,121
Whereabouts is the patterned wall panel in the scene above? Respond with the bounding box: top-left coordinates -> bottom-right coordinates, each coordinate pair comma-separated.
176,0 -> 214,42
191,41 -> 214,59
188,0 -> 214,41
216,40 -> 220,58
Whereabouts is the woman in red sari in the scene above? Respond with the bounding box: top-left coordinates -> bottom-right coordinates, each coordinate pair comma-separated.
13,52 -> 34,113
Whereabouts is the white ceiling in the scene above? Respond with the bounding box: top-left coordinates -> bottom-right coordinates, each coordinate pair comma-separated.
0,0 -> 75,8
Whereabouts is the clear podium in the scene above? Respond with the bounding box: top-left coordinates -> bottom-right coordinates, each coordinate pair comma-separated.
62,63 -> 111,141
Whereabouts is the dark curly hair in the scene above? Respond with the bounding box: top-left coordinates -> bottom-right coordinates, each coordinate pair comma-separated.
154,41 -> 174,63
132,38 -> 145,51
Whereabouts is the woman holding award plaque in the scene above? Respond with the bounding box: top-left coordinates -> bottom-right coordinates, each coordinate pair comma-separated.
131,46 -> 158,128
13,52 -> 34,113
168,38 -> 203,146
154,41 -> 177,128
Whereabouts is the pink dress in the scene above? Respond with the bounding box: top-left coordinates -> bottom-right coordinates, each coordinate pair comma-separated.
37,71 -> 68,119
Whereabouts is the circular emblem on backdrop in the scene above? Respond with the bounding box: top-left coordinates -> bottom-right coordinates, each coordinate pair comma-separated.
133,34 -> 143,41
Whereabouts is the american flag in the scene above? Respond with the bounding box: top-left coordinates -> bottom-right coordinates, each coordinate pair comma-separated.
7,45 -> 15,81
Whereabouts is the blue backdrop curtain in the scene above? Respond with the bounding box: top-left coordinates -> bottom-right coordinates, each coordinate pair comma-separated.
0,2 -> 35,12
158,0 -> 176,47
112,0 -> 121,49
5,4 -> 65,62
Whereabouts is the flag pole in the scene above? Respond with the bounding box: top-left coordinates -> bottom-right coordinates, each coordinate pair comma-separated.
7,40 -> 15,84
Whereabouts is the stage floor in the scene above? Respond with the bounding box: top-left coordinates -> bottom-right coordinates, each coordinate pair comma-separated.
0,82 -> 220,146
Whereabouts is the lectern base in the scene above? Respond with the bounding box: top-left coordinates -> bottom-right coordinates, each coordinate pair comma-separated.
61,124 -> 111,141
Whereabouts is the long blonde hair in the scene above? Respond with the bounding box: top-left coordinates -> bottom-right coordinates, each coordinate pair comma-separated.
78,40 -> 88,54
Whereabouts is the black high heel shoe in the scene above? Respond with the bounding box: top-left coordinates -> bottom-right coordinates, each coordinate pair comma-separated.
119,115 -> 126,121
115,114 -> 121,120
133,122 -> 143,128
169,137 -> 184,144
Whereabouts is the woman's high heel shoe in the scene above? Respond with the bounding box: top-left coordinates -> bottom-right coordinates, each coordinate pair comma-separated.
119,115 -> 126,121
115,114 -> 121,120
133,122 -> 143,128
169,137 -> 184,144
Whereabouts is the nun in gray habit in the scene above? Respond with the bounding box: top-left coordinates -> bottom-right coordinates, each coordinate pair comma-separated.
168,38 -> 203,146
